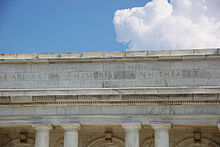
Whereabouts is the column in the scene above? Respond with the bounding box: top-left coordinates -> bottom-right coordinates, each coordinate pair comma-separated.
151,123 -> 171,147
34,125 -> 52,147
122,123 -> 141,147
218,123 -> 220,132
61,123 -> 80,147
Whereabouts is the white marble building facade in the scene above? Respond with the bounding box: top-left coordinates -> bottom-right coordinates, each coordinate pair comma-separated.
0,49 -> 220,147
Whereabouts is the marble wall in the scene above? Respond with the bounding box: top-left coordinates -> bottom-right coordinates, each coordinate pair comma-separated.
1,60 -> 220,89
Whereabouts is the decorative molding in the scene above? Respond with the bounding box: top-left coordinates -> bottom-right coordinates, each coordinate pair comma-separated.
3,138 -> 34,147
0,99 -> 220,106
176,137 -> 219,147
61,123 -> 80,131
141,137 -> 154,147
121,123 -> 142,130
151,123 -> 171,130
32,124 -> 52,131
87,137 -> 125,147
54,137 -> 64,147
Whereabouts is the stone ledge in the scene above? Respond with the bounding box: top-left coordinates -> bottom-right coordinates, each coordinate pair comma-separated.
0,48 -> 219,63
1,86 -> 220,96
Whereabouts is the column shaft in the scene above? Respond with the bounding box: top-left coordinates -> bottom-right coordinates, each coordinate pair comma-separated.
151,124 -> 171,147
122,123 -> 141,147
34,125 -> 52,147
62,124 -> 80,147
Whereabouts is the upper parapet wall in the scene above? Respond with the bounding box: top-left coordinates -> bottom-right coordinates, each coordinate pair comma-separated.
0,48 -> 220,63
1,48 -> 220,89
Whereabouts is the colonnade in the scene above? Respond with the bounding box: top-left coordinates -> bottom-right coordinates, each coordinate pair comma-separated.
33,123 -> 171,147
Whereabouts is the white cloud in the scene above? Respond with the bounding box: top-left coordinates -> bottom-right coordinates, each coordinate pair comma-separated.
113,0 -> 220,50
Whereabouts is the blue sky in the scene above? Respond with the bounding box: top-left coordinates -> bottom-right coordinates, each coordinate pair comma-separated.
0,0 -> 149,53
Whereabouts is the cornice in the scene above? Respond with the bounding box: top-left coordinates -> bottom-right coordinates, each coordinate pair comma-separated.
0,48 -> 219,63
1,87 -> 219,105
1,86 -> 220,96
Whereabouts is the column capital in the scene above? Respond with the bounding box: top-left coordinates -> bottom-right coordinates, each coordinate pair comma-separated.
121,123 -> 142,130
151,123 -> 171,130
32,124 -> 52,131
61,123 -> 80,131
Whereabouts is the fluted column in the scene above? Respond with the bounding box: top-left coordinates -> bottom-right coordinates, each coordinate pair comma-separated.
34,125 -> 52,147
151,123 -> 171,147
61,123 -> 80,147
122,123 -> 141,147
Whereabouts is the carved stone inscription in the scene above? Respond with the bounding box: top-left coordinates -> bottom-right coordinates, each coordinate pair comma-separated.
0,61 -> 219,88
